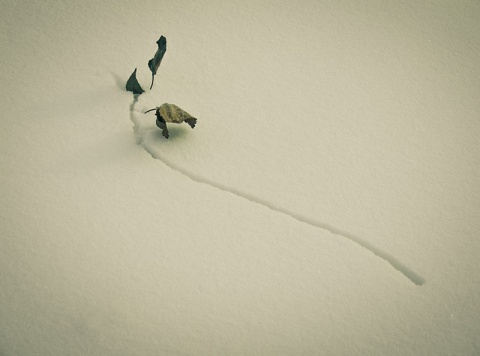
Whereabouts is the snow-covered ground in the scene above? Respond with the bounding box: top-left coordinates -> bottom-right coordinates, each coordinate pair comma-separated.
1,1 -> 479,354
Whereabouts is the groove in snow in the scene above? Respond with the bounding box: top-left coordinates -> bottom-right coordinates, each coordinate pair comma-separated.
129,95 -> 425,286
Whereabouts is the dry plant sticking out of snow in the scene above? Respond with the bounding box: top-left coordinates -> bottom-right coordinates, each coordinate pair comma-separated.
126,35 -> 198,139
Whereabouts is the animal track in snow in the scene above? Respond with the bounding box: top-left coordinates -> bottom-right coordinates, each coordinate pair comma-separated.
129,95 -> 425,286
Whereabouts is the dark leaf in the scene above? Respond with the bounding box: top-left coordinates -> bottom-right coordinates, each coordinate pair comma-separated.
147,36 -> 167,90
126,68 -> 144,94
155,110 -> 169,139
184,118 -> 197,129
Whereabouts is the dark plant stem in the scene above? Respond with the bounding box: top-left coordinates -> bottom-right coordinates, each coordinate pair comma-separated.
150,74 -> 154,90
144,108 -> 158,114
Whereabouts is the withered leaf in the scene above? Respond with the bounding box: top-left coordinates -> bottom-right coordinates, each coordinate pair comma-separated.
145,103 -> 198,139
125,68 -> 144,94
147,36 -> 167,90
158,103 -> 196,128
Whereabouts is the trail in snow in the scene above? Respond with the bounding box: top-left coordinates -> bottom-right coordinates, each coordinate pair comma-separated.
129,95 -> 425,286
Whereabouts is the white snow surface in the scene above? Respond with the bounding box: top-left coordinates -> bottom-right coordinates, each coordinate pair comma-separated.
1,1 -> 480,354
